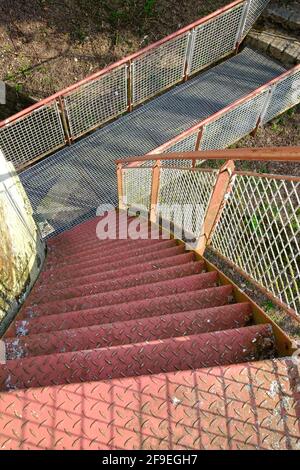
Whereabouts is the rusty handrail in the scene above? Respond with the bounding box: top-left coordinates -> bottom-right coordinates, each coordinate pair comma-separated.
115,147 -> 300,166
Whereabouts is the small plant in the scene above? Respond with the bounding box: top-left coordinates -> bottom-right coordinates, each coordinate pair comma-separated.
262,300 -> 275,313
144,0 -> 156,16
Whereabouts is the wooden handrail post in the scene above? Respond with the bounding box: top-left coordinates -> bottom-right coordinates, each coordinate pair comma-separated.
196,160 -> 235,255
117,163 -> 126,210
150,160 -> 161,224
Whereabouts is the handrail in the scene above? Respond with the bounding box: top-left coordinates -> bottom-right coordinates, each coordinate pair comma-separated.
0,0 -> 244,129
147,63 -> 300,155
115,147 -> 300,165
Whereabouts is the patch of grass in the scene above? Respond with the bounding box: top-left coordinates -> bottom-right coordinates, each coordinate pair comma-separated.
144,0 -> 156,16
262,300 -> 276,313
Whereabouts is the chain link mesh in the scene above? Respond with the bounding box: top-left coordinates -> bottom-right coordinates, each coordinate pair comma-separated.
64,65 -> 128,139
211,174 -> 300,315
188,3 -> 245,76
0,102 -> 65,168
158,168 -> 218,239
122,167 -> 152,211
200,90 -> 268,150
262,69 -> 300,124
161,132 -> 198,167
242,0 -> 271,38
132,33 -> 189,106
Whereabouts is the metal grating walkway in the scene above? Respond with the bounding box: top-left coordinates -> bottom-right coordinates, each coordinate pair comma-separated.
20,47 -> 286,237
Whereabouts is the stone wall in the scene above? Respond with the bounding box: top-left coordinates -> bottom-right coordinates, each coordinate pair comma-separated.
0,151 -> 45,335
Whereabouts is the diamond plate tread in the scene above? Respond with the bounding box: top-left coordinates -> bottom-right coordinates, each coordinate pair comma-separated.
6,303 -> 253,360
47,229 -> 164,259
46,218 -> 158,254
21,272 -> 219,319
32,252 -> 196,294
0,358 -> 299,450
0,325 -> 275,391
27,260 -> 206,306
44,239 -> 177,269
12,285 -> 234,337
39,244 -> 187,282
47,214 -> 139,246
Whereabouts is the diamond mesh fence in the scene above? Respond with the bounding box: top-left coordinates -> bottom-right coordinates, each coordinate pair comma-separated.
160,132 -> 198,167
64,65 -> 128,139
122,167 -> 153,211
200,90 -> 269,150
262,69 -> 300,124
0,102 -> 65,168
211,173 -> 300,315
188,3 -> 245,76
132,33 -> 189,106
157,168 -> 218,240
242,0 -> 271,38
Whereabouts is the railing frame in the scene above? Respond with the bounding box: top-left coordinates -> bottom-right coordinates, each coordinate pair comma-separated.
0,0 -> 276,171
116,147 -> 300,320
195,160 -> 235,254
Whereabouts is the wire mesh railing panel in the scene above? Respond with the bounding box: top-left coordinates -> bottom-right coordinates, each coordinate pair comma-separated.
161,132 -> 197,167
64,65 -> 128,139
262,70 -> 300,125
188,3 -> 245,76
158,168 -> 218,239
211,174 -> 300,315
123,167 -> 152,210
0,103 -> 65,168
242,0 -> 271,38
132,33 -> 189,106
200,90 -> 268,150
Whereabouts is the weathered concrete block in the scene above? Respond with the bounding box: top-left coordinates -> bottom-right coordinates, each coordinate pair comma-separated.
282,42 -> 300,65
269,37 -> 290,61
0,152 -> 45,334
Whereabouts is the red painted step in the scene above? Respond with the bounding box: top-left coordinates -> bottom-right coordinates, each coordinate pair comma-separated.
39,245 -> 186,282
6,303 -> 252,359
44,239 -> 177,269
47,215 -> 151,247
47,231 -> 167,259
32,252 -> 196,294
21,271 -> 218,319
28,261 -> 206,306
12,285 -> 234,336
0,325 -> 275,391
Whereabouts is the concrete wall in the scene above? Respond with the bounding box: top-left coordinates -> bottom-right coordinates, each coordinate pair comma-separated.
0,151 -> 45,335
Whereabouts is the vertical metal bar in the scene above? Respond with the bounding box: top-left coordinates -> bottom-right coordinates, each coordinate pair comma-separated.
58,96 -> 72,145
195,160 -> 235,255
235,0 -> 251,51
258,83 -> 276,127
127,60 -> 133,112
184,30 -> 196,81
195,127 -> 204,151
250,86 -> 275,137
150,160 -> 161,224
117,163 -> 125,210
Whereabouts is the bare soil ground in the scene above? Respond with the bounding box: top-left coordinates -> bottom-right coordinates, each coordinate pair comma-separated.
0,0 -> 229,99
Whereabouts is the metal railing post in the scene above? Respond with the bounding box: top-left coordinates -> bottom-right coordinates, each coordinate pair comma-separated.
58,96 -> 72,145
150,160 -> 161,224
195,160 -> 235,255
184,30 -> 196,81
117,163 -> 126,210
127,60 -> 133,112
235,0 -> 251,52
